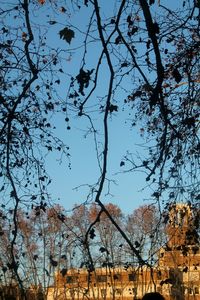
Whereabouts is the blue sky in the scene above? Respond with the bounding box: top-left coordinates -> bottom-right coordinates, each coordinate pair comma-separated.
46,109 -> 150,214
1,0 -> 153,215
5,0 -> 183,214
42,0 -> 164,214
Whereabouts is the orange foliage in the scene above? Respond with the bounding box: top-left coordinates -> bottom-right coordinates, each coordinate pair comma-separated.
89,203 -> 122,222
128,205 -> 158,234
38,0 -> 45,4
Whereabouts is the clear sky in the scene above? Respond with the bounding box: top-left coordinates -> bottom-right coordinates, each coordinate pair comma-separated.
46,110 -> 150,214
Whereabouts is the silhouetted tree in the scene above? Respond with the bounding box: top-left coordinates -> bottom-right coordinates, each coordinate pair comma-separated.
64,0 -> 199,269
1,0 -> 199,297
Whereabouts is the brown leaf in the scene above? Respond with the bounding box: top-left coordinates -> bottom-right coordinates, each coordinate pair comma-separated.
38,0 -> 45,4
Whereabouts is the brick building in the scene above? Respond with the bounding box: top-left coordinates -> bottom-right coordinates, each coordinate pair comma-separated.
47,203 -> 200,300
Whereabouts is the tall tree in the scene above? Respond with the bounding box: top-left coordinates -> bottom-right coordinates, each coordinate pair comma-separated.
0,0 -> 71,293
125,205 -> 165,263
1,0 -> 199,295
88,203 -> 123,267
67,0 -> 199,202
65,0 -> 199,266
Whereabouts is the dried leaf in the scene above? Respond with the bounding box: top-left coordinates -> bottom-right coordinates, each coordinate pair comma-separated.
172,68 -> 182,83
38,0 -> 45,4
59,27 -> 75,44
60,6 -> 67,13
120,161 -> 125,167
48,21 -> 57,25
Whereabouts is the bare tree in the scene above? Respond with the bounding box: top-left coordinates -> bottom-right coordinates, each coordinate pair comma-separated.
0,0 -> 73,294
64,0 -> 199,268
1,0 -> 199,296
67,0 -> 199,199
125,205 -> 165,264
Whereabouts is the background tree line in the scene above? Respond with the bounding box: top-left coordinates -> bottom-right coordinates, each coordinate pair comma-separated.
0,203 -> 165,291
